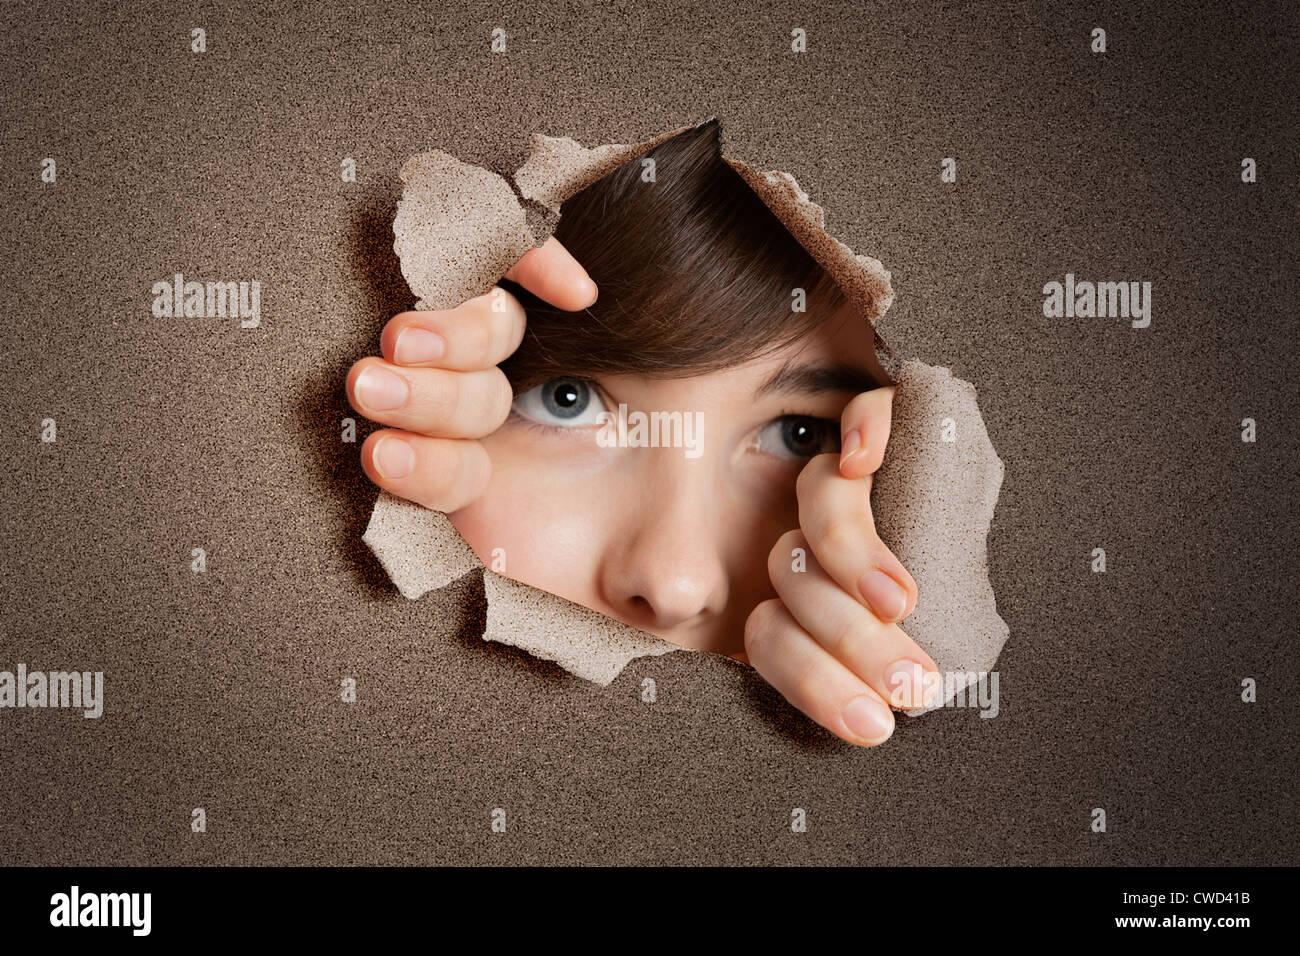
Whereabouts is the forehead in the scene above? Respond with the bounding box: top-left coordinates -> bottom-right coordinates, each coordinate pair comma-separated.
733,301 -> 886,398
771,302 -> 880,368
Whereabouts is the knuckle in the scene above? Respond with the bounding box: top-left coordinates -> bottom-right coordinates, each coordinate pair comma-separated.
825,612 -> 871,662
790,452 -> 842,504
424,370 -> 461,422
768,529 -> 805,584
426,440 -> 464,503
466,312 -> 497,368
485,368 -> 514,430
787,657 -> 826,714
790,455 -> 821,502
815,520 -> 866,566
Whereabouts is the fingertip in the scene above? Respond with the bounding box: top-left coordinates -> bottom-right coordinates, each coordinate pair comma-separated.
873,385 -> 897,417
859,568 -> 909,624
875,556 -> 919,623
554,256 -> 597,310
839,390 -> 891,474
838,426 -> 862,475
370,433 -> 416,481
841,694 -> 896,746
509,237 -> 599,311
574,273 -> 598,309
358,429 -> 391,485
900,588 -> 919,621
545,237 -> 597,310
894,564 -> 919,618
344,357 -> 375,413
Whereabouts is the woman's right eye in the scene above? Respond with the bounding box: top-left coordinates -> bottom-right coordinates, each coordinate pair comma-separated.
751,415 -> 840,461
512,378 -> 609,428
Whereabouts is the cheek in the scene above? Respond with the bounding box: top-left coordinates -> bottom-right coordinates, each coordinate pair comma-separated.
720,467 -> 803,587
446,434 -> 611,608
728,464 -> 802,539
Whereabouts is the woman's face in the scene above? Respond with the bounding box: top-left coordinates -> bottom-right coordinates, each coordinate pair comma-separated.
448,305 -> 881,655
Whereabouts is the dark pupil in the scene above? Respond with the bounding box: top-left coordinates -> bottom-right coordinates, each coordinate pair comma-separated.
542,379 -> 589,418
782,416 -> 828,456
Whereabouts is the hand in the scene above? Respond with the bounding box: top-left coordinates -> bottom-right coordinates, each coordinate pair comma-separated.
347,237 -> 598,509
744,387 -> 938,746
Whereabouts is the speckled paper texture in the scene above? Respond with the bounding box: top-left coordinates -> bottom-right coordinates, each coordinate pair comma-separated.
5,0 -> 1294,868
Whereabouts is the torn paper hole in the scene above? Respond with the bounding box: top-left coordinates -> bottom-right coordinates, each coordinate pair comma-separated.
363,122 -> 1009,700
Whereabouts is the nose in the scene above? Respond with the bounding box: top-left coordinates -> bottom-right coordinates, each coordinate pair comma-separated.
597,456 -> 729,634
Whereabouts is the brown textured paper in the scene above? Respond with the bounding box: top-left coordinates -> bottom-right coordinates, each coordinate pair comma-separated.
363,122 -> 1009,699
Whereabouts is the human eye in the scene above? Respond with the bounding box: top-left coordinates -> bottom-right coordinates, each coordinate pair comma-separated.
751,415 -> 840,460
511,377 -> 610,428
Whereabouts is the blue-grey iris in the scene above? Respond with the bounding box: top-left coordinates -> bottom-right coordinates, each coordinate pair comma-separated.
540,379 -> 590,419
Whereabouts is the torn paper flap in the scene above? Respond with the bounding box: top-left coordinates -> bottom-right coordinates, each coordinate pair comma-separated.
393,150 -> 536,311
870,360 -> 1009,715
723,158 -> 894,326
363,491 -> 483,598
513,125 -> 692,214
483,572 -> 677,686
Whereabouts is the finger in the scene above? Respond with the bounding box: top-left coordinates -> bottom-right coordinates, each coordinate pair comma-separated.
360,429 -> 491,513
796,453 -> 919,623
839,386 -> 894,479
744,599 -> 896,747
381,291 -> 527,370
768,530 -> 939,709
347,358 -> 512,439
503,236 -> 598,311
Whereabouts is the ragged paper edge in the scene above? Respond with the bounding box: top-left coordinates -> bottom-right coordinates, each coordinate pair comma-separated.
873,361 -> 1008,716
364,121 -> 1010,701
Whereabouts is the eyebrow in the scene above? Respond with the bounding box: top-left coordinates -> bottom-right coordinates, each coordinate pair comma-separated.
753,360 -> 879,399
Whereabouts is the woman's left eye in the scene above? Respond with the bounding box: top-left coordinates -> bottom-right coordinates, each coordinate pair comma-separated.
512,378 -> 610,428
753,415 -> 840,460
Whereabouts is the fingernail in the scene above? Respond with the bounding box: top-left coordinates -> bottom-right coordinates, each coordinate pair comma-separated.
859,569 -> 907,622
372,436 -> 415,479
356,366 -> 408,410
842,695 -> 895,744
394,327 -> 446,365
882,659 -> 937,709
840,427 -> 862,468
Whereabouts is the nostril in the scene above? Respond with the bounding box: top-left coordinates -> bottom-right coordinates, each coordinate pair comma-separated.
624,594 -> 659,623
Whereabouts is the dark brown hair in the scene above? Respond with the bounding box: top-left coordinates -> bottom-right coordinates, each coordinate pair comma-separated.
499,119 -> 856,391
